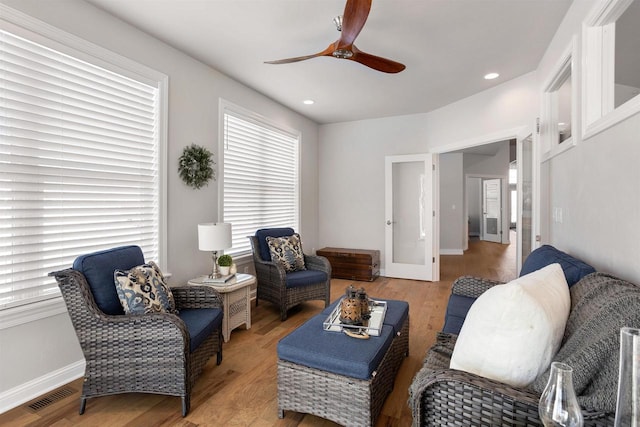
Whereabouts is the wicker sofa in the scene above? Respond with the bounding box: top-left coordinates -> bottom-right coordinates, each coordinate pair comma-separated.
409,245 -> 640,426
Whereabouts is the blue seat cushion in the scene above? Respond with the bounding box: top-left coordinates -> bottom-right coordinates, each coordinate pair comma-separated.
285,269 -> 327,288
520,245 -> 595,287
255,228 -> 295,262
73,245 -> 145,315
442,294 -> 476,335
322,297 -> 409,334
178,308 -> 223,353
277,314 -> 395,380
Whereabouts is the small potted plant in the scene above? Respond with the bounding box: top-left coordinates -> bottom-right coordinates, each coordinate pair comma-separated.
218,254 -> 233,276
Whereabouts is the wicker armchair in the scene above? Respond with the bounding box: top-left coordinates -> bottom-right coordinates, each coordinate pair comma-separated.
249,228 -> 331,321
49,245 -> 223,417
409,275 -> 616,426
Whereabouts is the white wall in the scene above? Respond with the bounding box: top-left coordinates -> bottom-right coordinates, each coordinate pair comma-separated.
537,0 -> 640,283
319,74 -> 536,269
0,0 -> 320,410
439,154 -> 464,254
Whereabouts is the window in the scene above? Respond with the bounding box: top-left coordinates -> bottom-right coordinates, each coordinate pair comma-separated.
582,0 -> 640,139
0,14 -> 167,312
221,101 -> 300,257
541,38 -> 578,160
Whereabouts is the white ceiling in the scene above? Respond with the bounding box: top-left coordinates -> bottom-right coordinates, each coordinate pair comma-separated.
86,0 -> 572,124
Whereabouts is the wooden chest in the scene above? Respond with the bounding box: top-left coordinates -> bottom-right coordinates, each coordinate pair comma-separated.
316,248 -> 380,282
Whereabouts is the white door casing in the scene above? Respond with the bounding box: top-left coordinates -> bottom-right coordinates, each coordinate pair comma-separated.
384,153 -> 437,281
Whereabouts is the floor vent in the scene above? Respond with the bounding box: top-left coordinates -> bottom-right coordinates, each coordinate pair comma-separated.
27,387 -> 76,412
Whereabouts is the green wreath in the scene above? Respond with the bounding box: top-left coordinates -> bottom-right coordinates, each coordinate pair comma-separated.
178,144 -> 215,189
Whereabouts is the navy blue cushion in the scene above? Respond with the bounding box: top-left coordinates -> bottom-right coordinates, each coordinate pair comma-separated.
277,314 -> 395,380
255,228 -> 295,262
442,294 -> 476,335
381,299 -> 409,334
178,308 -> 223,353
73,245 -> 145,315
520,245 -> 596,287
285,269 -> 327,288
322,297 -> 409,335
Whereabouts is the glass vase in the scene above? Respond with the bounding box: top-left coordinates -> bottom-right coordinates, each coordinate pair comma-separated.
615,327 -> 640,426
539,362 -> 584,426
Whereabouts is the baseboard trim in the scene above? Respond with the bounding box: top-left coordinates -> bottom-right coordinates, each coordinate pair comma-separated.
440,249 -> 464,255
0,359 -> 85,414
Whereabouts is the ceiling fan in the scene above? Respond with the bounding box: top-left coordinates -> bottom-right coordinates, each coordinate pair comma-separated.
265,0 -> 405,73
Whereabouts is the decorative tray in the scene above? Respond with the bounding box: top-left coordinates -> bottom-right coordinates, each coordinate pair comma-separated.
323,298 -> 387,337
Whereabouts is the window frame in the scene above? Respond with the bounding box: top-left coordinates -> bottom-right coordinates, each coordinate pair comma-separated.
541,37 -> 579,161
219,99 -> 301,259
0,5 -> 168,326
582,0 -> 640,140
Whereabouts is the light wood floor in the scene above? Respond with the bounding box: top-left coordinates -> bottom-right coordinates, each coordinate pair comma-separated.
2,237 -> 516,427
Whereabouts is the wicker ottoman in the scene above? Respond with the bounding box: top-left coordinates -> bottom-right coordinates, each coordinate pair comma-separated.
277,299 -> 409,426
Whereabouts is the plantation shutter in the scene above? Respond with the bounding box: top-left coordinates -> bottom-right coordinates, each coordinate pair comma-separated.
222,107 -> 300,256
0,28 -> 161,309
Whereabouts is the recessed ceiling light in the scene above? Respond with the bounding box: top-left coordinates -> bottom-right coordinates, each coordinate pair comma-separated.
303,99 -> 314,105
484,72 -> 500,80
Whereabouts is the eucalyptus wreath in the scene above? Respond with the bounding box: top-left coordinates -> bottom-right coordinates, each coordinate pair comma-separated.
178,144 -> 215,189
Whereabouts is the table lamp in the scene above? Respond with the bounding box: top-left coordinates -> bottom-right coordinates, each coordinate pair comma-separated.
198,222 -> 232,279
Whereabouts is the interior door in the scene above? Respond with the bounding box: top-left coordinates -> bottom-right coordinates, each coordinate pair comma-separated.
384,154 -> 436,281
516,131 -> 536,271
481,178 -> 502,243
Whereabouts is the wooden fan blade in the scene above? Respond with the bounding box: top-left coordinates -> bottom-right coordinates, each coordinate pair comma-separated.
338,0 -> 372,49
350,46 -> 406,73
265,43 -> 335,65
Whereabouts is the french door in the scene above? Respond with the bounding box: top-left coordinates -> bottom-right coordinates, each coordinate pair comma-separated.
384,154 -> 437,281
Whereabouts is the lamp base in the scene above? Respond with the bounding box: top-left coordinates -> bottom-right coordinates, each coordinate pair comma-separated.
209,250 -> 222,279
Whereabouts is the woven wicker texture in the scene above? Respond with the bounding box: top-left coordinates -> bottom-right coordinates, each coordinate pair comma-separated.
49,268 -> 223,417
278,318 -> 409,427
451,275 -> 505,298
410,274 -> 618,427
249,235 -> 331,320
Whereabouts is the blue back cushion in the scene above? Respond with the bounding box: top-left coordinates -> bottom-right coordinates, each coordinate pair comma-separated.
520,245 -> 596,287
255,228 -> 295,262
73,245 -> 145,315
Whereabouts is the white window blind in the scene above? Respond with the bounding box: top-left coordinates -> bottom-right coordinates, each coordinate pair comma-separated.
222,106 -> 300,256
0,28 -> 162,310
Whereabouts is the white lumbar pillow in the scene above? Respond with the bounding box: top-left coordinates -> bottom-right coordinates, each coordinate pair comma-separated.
449,263 -> 570,387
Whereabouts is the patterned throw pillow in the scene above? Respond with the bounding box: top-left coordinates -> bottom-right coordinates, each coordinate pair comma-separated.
114,261 -> 177,315
266,233 -> 306,272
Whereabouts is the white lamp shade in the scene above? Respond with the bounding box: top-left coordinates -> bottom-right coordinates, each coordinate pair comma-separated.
198,222 -> 232,251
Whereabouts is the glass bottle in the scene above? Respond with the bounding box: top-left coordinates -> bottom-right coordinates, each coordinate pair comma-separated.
615,327 -> 640,427
539,362 -> 584,427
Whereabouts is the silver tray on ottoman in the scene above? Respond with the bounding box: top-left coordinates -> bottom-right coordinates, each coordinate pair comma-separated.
323,299 -> 387,336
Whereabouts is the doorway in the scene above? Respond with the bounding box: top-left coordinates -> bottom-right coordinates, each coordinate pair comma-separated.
466,174 -> 509,246
435,129 -> 536,278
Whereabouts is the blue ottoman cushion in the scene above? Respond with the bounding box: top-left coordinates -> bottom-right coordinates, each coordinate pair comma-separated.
285,269 -> 328,288
178,308 -> 223,353
73,245 -> 145,315
520,245 -> 595,286
442,294 -> 476,335
277,314 -> 395,380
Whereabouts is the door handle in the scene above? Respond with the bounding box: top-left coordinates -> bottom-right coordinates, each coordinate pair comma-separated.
386,220 -> 395,225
